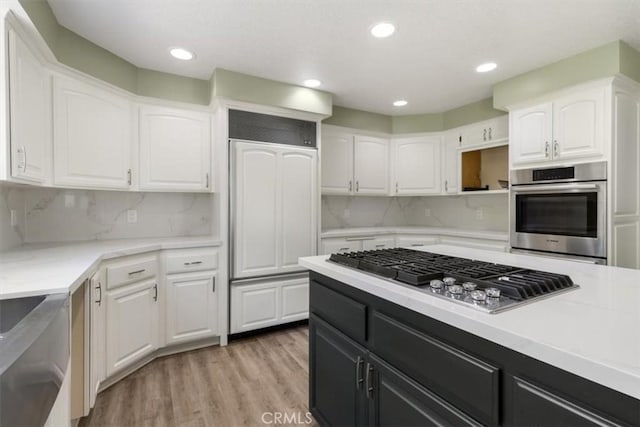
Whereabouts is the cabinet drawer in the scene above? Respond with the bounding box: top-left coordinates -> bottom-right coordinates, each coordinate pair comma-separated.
310,279 -> 367,344
165,250 -> 218,274
370,311 -> 499,425
106,256 -> 158,290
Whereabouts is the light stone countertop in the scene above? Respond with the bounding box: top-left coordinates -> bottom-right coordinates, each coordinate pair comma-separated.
321,226 -> 508,241
0,237 -> 222,299
299,244 -> 640,400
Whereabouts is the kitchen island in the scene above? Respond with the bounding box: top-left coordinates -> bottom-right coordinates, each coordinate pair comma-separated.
299,245 -> 640,426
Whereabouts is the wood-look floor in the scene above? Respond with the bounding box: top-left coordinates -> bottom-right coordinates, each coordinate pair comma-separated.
80,325 -> 316,427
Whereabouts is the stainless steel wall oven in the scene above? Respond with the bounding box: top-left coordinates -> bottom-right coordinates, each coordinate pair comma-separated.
510,162 -> 606,263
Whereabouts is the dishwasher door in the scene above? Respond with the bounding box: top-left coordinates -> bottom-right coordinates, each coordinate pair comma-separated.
0,293 -> 69,427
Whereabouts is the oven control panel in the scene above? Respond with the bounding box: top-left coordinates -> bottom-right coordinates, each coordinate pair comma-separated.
532,166 -> 575,181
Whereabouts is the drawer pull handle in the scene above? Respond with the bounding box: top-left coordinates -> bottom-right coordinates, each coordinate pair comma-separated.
366,363 -> 374,398
411,244 -> 424,247
212,277 -> 216,293
128,269 -> 146,276
339,247 -> 350,251
375,244 -> 385,248
153,283 -> 158,301
184,261 -> 203,266
355,356 -> 364,389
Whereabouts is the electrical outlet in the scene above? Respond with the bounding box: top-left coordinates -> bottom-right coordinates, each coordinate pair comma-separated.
10,209 -> 17,227
343,209 -> 351,219
64,194 -> 75,208
127,209 -> 138,223
424,208 -> 431,217
476,208 -> 484,220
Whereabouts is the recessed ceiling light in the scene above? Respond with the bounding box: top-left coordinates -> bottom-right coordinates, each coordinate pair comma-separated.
393,100 -> 408,107
303,79 -> 322,88
371,22 -> 395,38
476,62 -> 497,73
169,48 -> 195,61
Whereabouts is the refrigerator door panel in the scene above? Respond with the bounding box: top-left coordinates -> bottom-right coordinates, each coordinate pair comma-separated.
231,139 -> 317,279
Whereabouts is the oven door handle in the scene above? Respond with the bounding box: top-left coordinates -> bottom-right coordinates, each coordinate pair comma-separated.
512,183 -> 599,192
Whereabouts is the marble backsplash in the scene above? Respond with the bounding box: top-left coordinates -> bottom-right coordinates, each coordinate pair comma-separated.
4,187 -> 213,245
0,184 -> 26,251
322,193 -> 508,231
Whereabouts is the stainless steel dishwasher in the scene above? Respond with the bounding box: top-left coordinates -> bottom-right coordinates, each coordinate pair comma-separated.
0,293 -> 69,427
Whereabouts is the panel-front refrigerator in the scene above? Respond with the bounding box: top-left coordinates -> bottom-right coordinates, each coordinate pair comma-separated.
228,110 -> 318,333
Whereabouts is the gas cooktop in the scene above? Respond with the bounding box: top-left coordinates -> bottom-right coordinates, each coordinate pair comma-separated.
327,248 -> 579,313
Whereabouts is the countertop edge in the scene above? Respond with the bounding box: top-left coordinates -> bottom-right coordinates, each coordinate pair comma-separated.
299,250 -> 640,401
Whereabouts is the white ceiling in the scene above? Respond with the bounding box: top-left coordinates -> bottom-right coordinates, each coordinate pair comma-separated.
47,0 -> 640,115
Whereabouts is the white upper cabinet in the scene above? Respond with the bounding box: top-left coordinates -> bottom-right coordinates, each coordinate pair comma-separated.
321,128 -> 389,195
8,29 -> 50,184
353,135 -> 389,195
443,131 -> 459,194
53,76 -> 133,189
393,136 -> 441,195
553,87 -> 605,161
460,115 -> 508,147
321,132 -> 353,195
510,103 -> 553,166
139,105 -> 211,191
510,85 -> 607,168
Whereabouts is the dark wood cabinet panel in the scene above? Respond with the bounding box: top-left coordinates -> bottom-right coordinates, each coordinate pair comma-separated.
310,279 -> 367,344
370,354 -> 482,427
509,376 -> 623,427
370,311 -> 500,425
309,315 -> 368,426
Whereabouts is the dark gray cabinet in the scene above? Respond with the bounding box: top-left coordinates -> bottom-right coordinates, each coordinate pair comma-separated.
309,315 -> 368,426
309,272 -> 640,427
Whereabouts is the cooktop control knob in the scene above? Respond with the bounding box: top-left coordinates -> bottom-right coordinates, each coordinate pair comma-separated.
448,284 -> 463,297
443,277 -> 457,286
486,287 -> 501,298
462,282 -> 477,292
470,290 -> 487,303
429,279 -> 444,290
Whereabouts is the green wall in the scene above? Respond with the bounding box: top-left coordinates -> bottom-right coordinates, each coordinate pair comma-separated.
493,41 -> 640,109
443,98 -> 505,129
212,69 -> 332,116
391,113 -> 443,134
323,106 -> 392,133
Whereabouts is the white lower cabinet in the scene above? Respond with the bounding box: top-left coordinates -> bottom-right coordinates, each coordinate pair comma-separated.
230,275 -> 309,333
89,272 -> 105,409
105,278 -> 159,377
395,235 -> 439,248
362,237 -> 396,250
439,236 -> 507,252
165,272 -> 218,344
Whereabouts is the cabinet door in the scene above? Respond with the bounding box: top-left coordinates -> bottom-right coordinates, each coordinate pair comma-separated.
280,148 -> 317,272
553,87 -> 605,161
233,143 -> 279,278
230,281 -> 279,333
8,29 -> 50,183
486,115 -> 508,142
165,272 -> 217,344
510,103 -> 553,167
321,238 -> 362,255
394,137 -> 441,195
321,132 -> 354,195
362,237 -> 396,251
281,277 -> 309,322
54,76 -> 132,189
395,236 -> 439,248
370,355 -> 482,427
139,106 -> 211,191
105,279 -> 159,376
443,132 -> 459,194
354,136 -> 389,195
439,237 -> 507,252
89,272 -> 105,408
309,315 -> 368,427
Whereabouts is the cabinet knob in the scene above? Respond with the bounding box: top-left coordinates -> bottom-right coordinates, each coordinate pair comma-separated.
483,128 -> 487,141
127,169 -> 132,186
444,180 -> 448,192
356,181 -> 359,192
395,182 -> 399,193
488,127 -> 492,140
545,141 -> 550,157
205,173 -> 210,188
348,180 -> 353,192
554,140 -> 559,157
